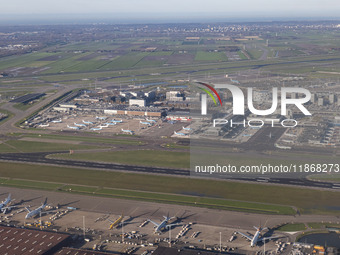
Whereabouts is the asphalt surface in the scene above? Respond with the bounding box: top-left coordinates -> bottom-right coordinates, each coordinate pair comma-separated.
0,152 -> 339,190
1,185 -> 339,230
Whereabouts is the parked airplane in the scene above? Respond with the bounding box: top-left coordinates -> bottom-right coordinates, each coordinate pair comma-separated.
96,116 -> 107,120
182,126 -> 192,131
98,124 -> 109,128
149,215 -> 180,233
91,127 -> 102,131
67,125 -> 80,130
146,119 -> 157,123
140,121 -> 152,125
38,123 -> 49,127
174,131 -> 188,136
108,214 -> 124,230
231,79 -> 240,84
111,119 -> 123,123
51,119 -> 62,123
121,128 -> 134,135
0,194 -> 12,213
25,198 -> 48,219
74,122 -> 86,127
82,120 -> 93,124
237,226 -> 280,247
105,122 -> 117,126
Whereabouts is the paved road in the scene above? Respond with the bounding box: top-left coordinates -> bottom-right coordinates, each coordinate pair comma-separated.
0,86 -> 74,134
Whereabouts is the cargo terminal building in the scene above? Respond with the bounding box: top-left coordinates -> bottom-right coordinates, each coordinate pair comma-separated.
54,104 -> 166,118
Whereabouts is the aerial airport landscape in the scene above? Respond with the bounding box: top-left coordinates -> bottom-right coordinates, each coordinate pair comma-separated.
0,4 -> 340,254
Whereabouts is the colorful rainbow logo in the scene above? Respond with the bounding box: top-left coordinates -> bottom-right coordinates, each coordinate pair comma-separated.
197,82 -> 223,106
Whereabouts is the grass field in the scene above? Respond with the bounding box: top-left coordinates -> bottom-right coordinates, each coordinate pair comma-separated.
277,223 -> 307,232
308,174 -> 340,183
0,177 -> 294,215
0,109 -> 13,124
246,49 -> 263,59
0,161 -> 339,215
308,222 -> 340,229
53,150 -> 190,168
13,96 -> 45,111
2,179 -> 62,190
2,51 -> 331,86
162,143 -> 189,149
16,133 -> 146,146
0,140 -> 104,153
195,51 -> 228,61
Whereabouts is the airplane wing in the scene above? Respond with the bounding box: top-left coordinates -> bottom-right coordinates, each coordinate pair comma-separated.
258,236 -> 282,242
1,205 -> 16,213
237,231 -> 253,241
148,219 -> 159,227
166,223 -> 181,228
25,207 -> 31,213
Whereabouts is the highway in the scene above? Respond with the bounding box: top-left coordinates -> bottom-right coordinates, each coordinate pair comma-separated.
0,152 -> 338,190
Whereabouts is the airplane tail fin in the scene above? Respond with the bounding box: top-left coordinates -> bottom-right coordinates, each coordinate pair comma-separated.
7,194 -> 11,201
43,198 -> 48,206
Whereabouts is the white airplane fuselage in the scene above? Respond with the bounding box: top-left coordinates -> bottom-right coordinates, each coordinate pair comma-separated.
121,129 -> 133,134
74,123 -> 86,127
0,194 -> 11,211
25,202 -> 47,219
251,229 -> 261,247
155,219 -> 168,232
67,125 -> 79,130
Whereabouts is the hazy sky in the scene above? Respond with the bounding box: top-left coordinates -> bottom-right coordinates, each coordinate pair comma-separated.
1,0 -> 340,22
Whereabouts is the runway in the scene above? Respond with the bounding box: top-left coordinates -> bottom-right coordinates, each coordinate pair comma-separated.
0,152 -> 338,190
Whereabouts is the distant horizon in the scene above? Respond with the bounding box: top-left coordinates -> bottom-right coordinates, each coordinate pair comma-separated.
1,13 -> 340,26
2,0 -> 340,25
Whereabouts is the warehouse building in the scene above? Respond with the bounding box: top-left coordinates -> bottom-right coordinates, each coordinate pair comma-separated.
0,225 -> 70,255
55,247 -> 117,255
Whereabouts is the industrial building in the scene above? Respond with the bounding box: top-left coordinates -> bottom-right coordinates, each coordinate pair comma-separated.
0,226 -> 121,255
152,246 -> 233,255
334,116 -> 340,126
104,106 -> 166,117
129,99 -> 146,107
55,247 -> 116,255
0,225 -> 70,255
166,91 -> 185,101
166,111 -> 192,122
